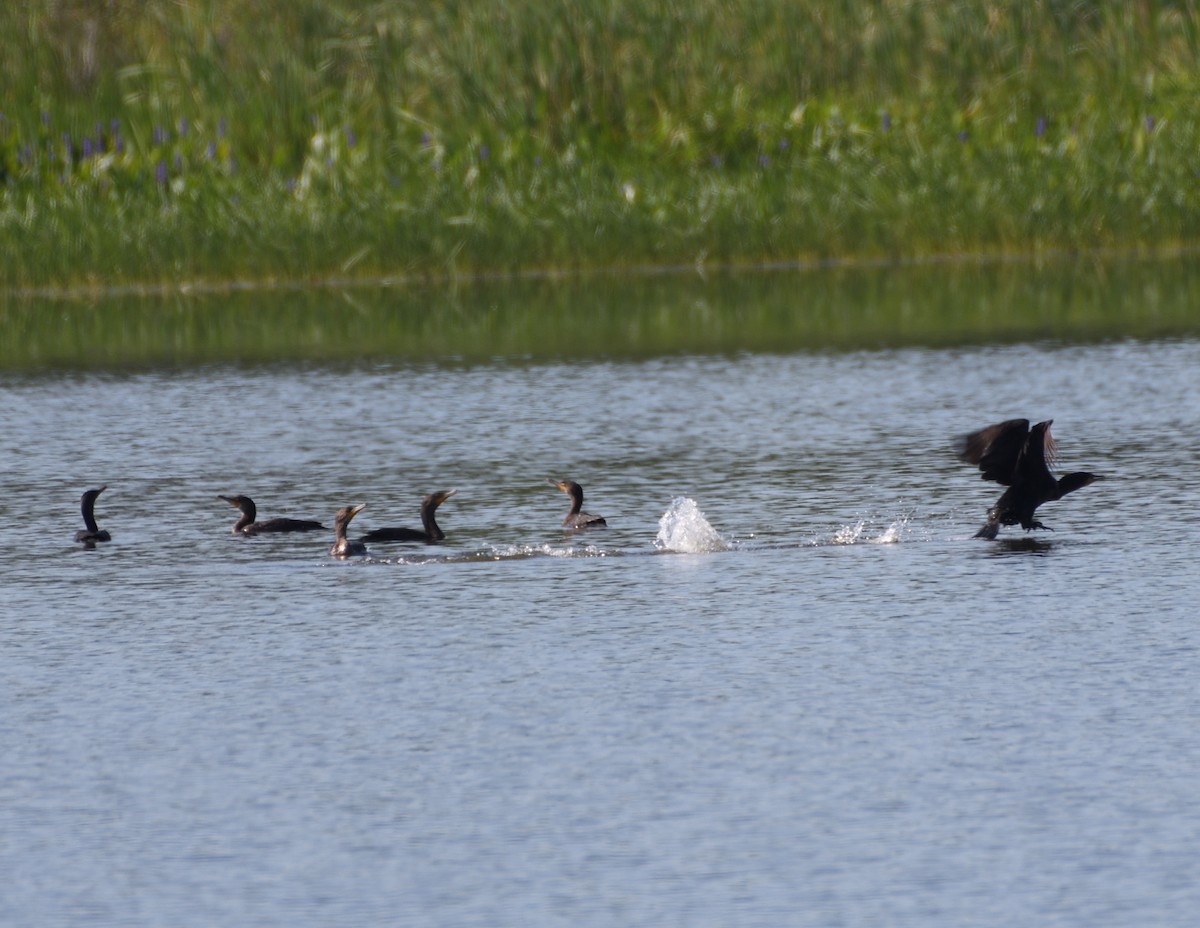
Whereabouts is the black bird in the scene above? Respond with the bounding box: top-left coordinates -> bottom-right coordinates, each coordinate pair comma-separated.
74,486 -> 112,545
330,504 -> 368,558
956,418 -> 1100,540
548,479 -> 606,528
360,489 -> 457,543
217,494 -> 325,535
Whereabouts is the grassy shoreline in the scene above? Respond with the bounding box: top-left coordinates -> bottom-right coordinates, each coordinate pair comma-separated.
4,2 -> 1200,288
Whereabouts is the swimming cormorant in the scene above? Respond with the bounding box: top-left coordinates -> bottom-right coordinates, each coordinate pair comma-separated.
74,486 -> 111,545
330,504 -> 368,558
956,418 -> 1100,540
360,489 -> 457,543
549,479 -> 607,528
217,494 -> 326,535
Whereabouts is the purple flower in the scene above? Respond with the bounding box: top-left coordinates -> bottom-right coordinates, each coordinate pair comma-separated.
155,160 -> 167,186
178,117 -> 188,137
778,139 -> 789,151
287,177 -> 296,193
533,155 -> 542,167
217,117 -> 227,140
82,138 -> 94,159
206,141 -> 216,160
153,125 -> 166,146
1145,115 -> 1156,132
344,126 -> 356,148
881,112 -> 891,132
420,131 -> 432,148
957,130 -> 969,143
41,111 -> 51,127
1035,117 -> 1046,138
478,144 -> 489,161
174,152 -> 182,172
758,154 -> 769,168
710,154 -> 722,168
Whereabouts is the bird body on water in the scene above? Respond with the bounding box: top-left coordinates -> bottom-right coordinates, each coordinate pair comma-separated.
956,418 -> 1100,539
360,489 -> 457,543
217,495 -> 325,535
549,479 -> 606,528
74,486 -> 111,545
330,504 -> 368,558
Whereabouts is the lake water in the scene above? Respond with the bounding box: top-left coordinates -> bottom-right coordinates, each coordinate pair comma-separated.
3,271 -> 1200,926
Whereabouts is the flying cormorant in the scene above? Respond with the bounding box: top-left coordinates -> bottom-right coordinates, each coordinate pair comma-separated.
956,418 -> 1100,539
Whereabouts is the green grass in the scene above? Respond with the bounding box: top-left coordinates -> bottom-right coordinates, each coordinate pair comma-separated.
3,1 -> 1200,290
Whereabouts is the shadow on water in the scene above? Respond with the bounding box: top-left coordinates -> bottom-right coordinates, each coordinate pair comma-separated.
985,536 -> 1057,557
5,255 -> 1200,371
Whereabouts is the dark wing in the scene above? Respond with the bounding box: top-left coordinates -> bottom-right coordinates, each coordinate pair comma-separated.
565,512 -> 606,528
1014,420 -> 1057,484
956,418 -> 1030,485
250,517 -> 326,534
360,526 -> 427,543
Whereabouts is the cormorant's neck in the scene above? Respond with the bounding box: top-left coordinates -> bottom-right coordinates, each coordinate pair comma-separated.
81,500 -> 100,533
421,501 -> 444,540
566,487 -> 583,516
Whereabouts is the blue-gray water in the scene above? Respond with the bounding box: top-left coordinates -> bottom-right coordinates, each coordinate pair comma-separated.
2,339 -> 1199,926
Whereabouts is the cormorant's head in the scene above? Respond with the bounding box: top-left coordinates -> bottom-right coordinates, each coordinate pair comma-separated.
425,488 -> 458,510
549,479 -> 584,503
334,503 -> 367,529
218,494 -> 254,513
82,486 -> 107,505
1058,472 -> 1102,495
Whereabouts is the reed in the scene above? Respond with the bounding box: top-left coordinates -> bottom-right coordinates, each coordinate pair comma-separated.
3,1 -> 1199,289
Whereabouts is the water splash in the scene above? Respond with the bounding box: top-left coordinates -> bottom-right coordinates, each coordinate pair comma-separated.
655,497 -> 730,554
830,514 -> 909,545
831,520 -> 867,545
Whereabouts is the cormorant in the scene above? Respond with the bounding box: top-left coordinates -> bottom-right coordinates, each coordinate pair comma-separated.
956,418 -> 1100,540
330,504 -> 368,558
360,489 -> 457,543
549,479 -> 607,528
74,486 -> 111,545
217,494 -> 326,535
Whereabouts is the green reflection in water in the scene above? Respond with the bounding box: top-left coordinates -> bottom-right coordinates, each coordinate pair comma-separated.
5,258 -> 1199,371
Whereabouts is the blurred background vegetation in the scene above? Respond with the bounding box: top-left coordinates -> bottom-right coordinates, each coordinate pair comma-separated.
3,1 -> 1199,289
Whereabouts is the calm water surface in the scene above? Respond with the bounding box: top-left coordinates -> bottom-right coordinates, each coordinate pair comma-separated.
2,336 -> 1199,926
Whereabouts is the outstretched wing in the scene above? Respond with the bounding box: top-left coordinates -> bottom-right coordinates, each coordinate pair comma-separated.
1015,420 -> 1058,483
956,418 -> 1030,485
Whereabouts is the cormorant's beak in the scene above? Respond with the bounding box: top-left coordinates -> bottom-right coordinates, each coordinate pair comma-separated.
441,489 -> 459,502
217,495 -> 236,506
97,485 -> 107,494
349,503 -> 367,517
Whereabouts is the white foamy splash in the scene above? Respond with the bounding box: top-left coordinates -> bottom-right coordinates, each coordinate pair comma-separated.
830,515 -> 908,545
655,497 -> 731,554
